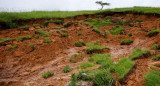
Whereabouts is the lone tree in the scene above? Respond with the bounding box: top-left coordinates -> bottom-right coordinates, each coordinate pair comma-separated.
95,1 -> 110,10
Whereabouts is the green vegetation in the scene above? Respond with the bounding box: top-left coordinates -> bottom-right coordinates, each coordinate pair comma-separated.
8,45 -> 17,50
153,44 -> 160,49
152,55 -> 160,61
86,41 -> 109,54
74,41 -> 86,47
70,73 -> 77,86
152,64 -> 160,68
0,37 -> 15,44
105,30 -> 110,38
42,71 -> 53,78
16,35 -> 32,41
110,26 -> 125,35
114,58 -> 135,80
63,65 -> 71,73
18,25 -> 30,29
145,70 -> 160,86
70,53 -> 82,63
58,30 -> 68,37
45,19 -> 62,24
147,29 -> 160,37
129,23 -> 134,27
129,48 -> 151,60
116,20 -> 126,25
78,32 -> 82,35
93,28 -> 103,35
43,38 -> 51,43
135,19 -> 144,22
30,43 -> 35,51
82,18 -> 112,27
80,62 -> 94,69
94,70 -> 114,86
35,29 -> 51,38
128,33 -> 132,37
120,39 -> 133,45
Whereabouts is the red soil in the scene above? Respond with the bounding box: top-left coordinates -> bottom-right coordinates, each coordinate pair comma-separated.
0,12 -> 160,86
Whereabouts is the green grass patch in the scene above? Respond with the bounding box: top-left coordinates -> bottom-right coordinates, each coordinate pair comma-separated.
63,65 -> 71,73
58,30 -> 68,37
105,30 -> 110,38
153,44 -> 160,49
35,29 -> 51,38
145,70 -> 160,86
42,71 -> 53,78
152,55 -> 160,61
135,19 -> 144,22
8,45 -> 17,50
43,38 -> 51,43
147,29 -> 160,37
120,39 -> 133,45
86,41 -> 109,54
80,62 -> 94,69
110,26 -> 125,35
45,19 -> 62,25
93,28 -> 103,35
74,41 -> 86,47
129,23 -> 134,27
128,33 -> 132,37
18,25 -> 30,29
129,48 -> 151,60
16,35 -> 31,41
116,20 -> 126,25
0,37 -> 15,44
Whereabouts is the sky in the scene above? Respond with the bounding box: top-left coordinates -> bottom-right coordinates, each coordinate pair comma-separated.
0,0 -> 160,12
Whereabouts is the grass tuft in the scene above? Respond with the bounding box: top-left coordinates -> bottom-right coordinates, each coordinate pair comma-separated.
8,45 -> 17,50
147,29 -> 160,37
43,38 -> 51,43
16,35 -> 32,41
120,39 -> 133,45
93,28 -> 103,35
75,41 -> 86,47
116,20 -> 126,25
152,55 -> 160,61
63,65 -> 71,73
42,71 -> 53,78
80,62 -> 94,69
0,37 -> 15,44
110,26 -> 125,35
105,30 -> 110,38
153,44 -> 160,49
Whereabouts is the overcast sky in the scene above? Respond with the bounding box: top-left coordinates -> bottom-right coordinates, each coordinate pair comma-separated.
0,0 -> 160,12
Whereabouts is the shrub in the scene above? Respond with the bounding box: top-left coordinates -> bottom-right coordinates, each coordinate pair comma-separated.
8,45 -> 17,50
128,33 -> 132,37
63,65 -> 71,73
129,48 -> 151,60
80,62 -> 94,69
147,29 -> 160,37
0,37 -> 15,44
153,44 -> 160,49
105,30 -> 110,38
114,58 -> 135,80
110,26 -> 125,35
16,35 -> 32,41
116,20 -> 126,25
93,28 -> 103,35
75,41 -> 86,47
93,70 -> 114,86
78,32 -> 82,35
42,71 -> 53,78
135,19 -> 144,22
43,38 -> 51,43
86,41 -> 109,54
145,70 -> 160,86
120,39 -> 133,45
152,55 -> 160,60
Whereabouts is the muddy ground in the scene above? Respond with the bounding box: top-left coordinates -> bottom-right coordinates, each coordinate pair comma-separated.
0,12 -> 160,86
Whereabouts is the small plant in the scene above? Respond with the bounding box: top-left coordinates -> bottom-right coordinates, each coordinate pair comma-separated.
70,53 -> 82,63
93,28 -> 103,35
145,70 -> 160,86
128,33 -> 132,37
135,19 -> 144,22
78,32 -> 82,35
120,39 -> 133,45
147,29 -> 160,37
42,71 -> 53,78
0,37 -> 15,44
63,65 -> 71,73
116,20 -> 126,25
8,45 -> 17,50
153,44 -> 160,49
80,62 -> 94,69
110,26 -> 125,35
105,30 -> 110,38
43,38 -> 51,43
75,41 -> 86,47
18,25 -> 30,29
152,55 -> 160,60
129,23 -> 134,27
70,73 -> 77,86
58,30 -> 68,37
16,35 -> 32,41
30,43 -> 35,51
35,29 -> 51,38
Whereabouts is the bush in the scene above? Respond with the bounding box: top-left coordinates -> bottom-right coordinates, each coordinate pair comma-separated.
0,37 -> 15,44
116,20 -> 126,25
63,65 -> 71,73
147,29 -> 160,37
43,38 -> 51,43
42,71 -> 53,78
105,30 -> 110,38
145,70 -> 160,86
120,39 -> 133,45
152,55 -> 160,60
93,70 -> 114,86
93,28 -> 103,35
80,62 -> 94,69
129,48 -> 151,60
16,35 -> 32,41
153,44 -> 160,49
110,26 -> 125,35
8,45 -> 17,50
75,41 -> 86,47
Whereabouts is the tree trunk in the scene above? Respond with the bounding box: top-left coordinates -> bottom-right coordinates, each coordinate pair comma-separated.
101,5 -> 104,10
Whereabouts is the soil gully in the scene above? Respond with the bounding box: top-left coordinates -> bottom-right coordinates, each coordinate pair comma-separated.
0,12 -> 160,86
